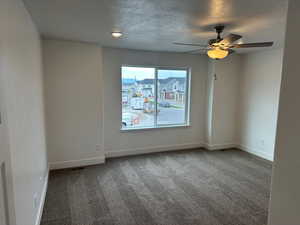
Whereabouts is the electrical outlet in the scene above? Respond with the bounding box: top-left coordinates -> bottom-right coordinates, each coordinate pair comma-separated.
96,145 -> 101,151
257,139 -> 265,149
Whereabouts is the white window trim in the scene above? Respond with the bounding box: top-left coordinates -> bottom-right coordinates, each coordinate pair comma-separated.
120,65 -> 191,131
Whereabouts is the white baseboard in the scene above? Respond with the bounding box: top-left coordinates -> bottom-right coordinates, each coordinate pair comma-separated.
237,144 -> 273,161
35,168 -> 49,225
49,156 -> 105,170
105,143 -> 203,158
203,143 -> 237,151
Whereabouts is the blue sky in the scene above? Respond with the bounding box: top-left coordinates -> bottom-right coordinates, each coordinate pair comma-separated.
122,66 -> 186,80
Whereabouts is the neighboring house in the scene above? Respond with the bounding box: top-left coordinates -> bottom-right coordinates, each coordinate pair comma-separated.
136,79 -> 154,97
158,77 -> 185,92
122,78 -> 136,105
122,77 -> 186,105
158,78 -> 186,103
141,87 -> 153,97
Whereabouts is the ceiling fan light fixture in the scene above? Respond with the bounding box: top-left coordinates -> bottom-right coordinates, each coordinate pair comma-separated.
207,48 -> 229,59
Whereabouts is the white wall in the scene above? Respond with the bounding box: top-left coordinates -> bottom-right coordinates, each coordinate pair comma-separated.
207,55 -> 241,149
0,0 -> 48,224
204,60 -> 215,145
43,43 -> 207,163
268,0 -> 300,223
0,78 -> 15,225
43,40 -> 105,169
237,49 -> 283,161
42,40 -> 283,171
102,47 -> 207,156
204,50 -> 283,159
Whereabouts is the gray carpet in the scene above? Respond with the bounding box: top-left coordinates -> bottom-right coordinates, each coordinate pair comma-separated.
41,148 -> 272,225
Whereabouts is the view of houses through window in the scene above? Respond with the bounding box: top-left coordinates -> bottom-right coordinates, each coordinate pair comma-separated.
121,66 -> 189,129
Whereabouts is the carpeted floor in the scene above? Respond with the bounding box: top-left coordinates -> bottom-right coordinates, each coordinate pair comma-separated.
41,149 -> 272,225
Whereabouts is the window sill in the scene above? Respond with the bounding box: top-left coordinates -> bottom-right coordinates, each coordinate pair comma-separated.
120,124 -> 191,132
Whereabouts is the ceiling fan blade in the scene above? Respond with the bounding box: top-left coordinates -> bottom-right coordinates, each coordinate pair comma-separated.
184,48 -> 210,54
173,42 -> 208,47
230,42 -> 274,48
218,34 -> 242,46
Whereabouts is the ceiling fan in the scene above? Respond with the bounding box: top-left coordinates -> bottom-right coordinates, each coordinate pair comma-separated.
174,25 -> 273,60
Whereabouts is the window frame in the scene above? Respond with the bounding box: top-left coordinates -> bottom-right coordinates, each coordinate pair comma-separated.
121,65 -> 191,131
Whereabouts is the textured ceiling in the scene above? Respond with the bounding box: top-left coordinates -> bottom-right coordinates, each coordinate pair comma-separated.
23,0 -> 288,53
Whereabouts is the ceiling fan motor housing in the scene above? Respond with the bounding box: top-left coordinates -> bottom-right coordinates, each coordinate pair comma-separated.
208,25 -> 225,45
215,25 -> 225,34
208,39 -> 219,45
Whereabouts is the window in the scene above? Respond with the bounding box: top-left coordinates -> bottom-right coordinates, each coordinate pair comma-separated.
121,66 -> 190,130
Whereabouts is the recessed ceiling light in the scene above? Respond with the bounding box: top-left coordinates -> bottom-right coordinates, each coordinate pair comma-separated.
111,31 -> 123,38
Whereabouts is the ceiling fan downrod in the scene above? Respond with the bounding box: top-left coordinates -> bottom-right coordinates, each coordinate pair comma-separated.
215,25 -> 225,41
